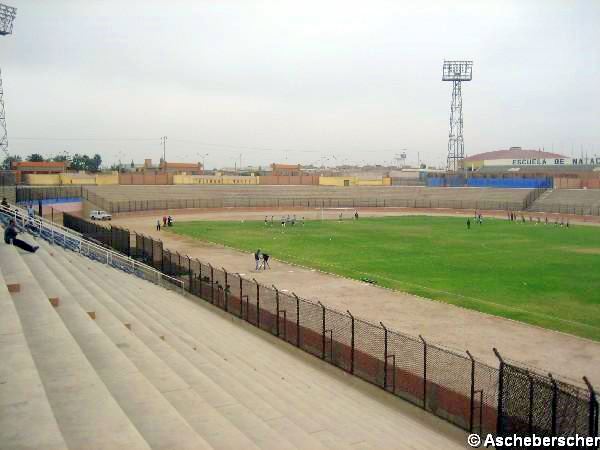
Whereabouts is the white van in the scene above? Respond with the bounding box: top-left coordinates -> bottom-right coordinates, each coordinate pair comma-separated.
89,210 -> 112,221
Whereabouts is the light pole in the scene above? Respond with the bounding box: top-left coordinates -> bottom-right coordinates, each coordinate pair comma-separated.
0,2 -> 17,160
198,153 -> 208,173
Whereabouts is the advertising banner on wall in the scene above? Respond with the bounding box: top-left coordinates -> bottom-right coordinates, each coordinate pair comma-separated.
485,157 -> 600,167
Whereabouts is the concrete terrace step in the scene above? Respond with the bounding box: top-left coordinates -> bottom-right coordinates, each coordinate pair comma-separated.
37,241 -> 258,450
0,244 -> 151,450
0,269 -> 68,450
58,248 -> 311,450
84,260 -> 334,450
97,264 -> 376,448
25,244 -> 212,450
127,283 -> 459,450
87,253 -> 466,449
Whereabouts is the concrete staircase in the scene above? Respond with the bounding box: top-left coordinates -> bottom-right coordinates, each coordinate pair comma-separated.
0,235 -> 466,449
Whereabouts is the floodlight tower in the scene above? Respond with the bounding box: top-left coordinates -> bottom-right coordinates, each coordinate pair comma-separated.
442,60 -> 472,172
0,2 -> 17,159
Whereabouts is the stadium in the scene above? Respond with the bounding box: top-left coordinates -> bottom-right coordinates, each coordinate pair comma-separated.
2,3 -> 600,450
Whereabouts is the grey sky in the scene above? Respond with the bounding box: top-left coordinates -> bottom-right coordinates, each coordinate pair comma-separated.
2,0 -> 599,168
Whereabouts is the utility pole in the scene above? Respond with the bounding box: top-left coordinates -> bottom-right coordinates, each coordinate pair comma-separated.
161,136 -> 167,170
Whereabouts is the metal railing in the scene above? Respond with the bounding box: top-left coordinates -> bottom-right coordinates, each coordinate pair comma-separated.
0,204 -> 184,293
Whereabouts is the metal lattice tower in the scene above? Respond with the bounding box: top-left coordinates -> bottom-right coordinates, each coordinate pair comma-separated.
0,3 -> 16,159
442,60 -> 472,172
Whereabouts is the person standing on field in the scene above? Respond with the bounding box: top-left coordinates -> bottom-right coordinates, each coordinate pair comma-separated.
254,249 -> 261,270
261,253 -> 270,270
156,220 -> 161,231
466,218 -> 471,230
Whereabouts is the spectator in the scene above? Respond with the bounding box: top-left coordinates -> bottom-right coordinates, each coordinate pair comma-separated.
4,219 -> 38,253
0,197 -> 8,208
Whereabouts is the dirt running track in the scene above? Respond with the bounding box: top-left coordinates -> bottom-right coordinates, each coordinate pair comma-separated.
112,207 -> 600,387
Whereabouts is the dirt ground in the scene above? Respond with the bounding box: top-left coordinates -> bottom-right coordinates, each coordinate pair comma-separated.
111,207 -> 600,387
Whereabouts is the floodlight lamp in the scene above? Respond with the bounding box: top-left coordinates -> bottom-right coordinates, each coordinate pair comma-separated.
442,60 -> 473,82
0,3 -> 16,36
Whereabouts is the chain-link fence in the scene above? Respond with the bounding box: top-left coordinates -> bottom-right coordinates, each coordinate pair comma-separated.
498,356 -> 599,448
63,212 -> 130,255
528,204 -> 600,216
61,216 -> 600,441
79,190 -> 531,214
16,186 -> 83,203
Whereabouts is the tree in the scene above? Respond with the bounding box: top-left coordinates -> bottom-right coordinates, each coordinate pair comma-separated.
90,154 -> 102,172
68,153 -> 102,172
1,154 -> 21,170
51,154 -> 69,162
69,153 -> 88,171
26,153 -> 44,162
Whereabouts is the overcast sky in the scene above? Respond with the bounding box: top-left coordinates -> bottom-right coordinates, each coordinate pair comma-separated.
2,0 -> 599,169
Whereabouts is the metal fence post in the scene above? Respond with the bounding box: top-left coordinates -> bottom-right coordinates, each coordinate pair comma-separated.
318,301 -> 326,359
419,335 -> 427,409
273,285 -> 280,336
466,350 -> 475,433
223,268 -> 228,312
294,293 -> 300,348
187,256 -> 192,292
549,373 -> 558,436
239,276 -> 244,319
493,348 -> 505,435
527,372 -> 534,434
583,376 -> 599,438
196,259 -> 202,298
209,264 -> 214,304
347,310 -> 354,374
381,322 -> 388,389
254,279 -> 260,328
159,240 -> 164,272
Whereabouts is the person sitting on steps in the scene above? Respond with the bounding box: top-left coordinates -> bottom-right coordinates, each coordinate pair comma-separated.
4,219 -> 39,253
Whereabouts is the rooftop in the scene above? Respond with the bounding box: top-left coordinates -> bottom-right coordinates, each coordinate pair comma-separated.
464,147 -> 567,162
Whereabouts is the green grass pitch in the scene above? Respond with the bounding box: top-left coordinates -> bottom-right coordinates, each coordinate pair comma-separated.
169,216 -> 600,341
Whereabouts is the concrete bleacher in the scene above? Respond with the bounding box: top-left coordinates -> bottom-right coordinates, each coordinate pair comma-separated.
529,189 -> 600,215
84,184 -> 533,213
0,229 -> 465,448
